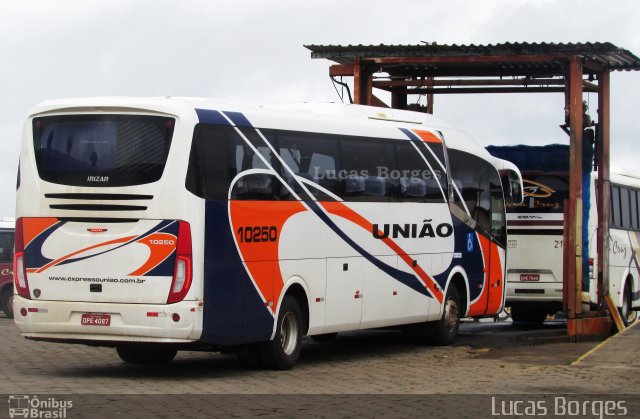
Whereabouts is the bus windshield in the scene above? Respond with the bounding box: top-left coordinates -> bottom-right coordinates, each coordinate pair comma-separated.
487,144 -> 569,215
32,114 -> 175,187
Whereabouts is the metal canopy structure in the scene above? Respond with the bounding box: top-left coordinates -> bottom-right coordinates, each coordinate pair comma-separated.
305,42 -> 640,338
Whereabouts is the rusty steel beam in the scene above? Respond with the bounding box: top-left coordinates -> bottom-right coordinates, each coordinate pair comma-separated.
403,87 -> 569,94
426,75 -> 434,114
353,60 -> 374,105
329,64 -> 356,77
565,55 -> 584,327
366,54 -> 565,66
391,89 -> 407,110
373,78 -> 568,87
597,71 -> 611,306
373,78 -> 599,90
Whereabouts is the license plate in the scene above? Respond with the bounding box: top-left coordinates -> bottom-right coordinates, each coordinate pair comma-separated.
81,313 -> 111,326
520,274 -> 540,282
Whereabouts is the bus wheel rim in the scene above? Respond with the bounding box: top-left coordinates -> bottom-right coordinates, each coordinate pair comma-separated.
444,297 -> 459,332
280,312 -> 298,356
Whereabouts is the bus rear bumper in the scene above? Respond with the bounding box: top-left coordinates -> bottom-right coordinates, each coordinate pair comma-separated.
13,297 -> 203,344
506,282 -> 563,303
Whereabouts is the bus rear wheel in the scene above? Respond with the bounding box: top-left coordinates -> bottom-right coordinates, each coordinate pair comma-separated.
621,285 -> 638,326
510,303 -> 548,325
258,296 -> 303,370
430,285 -> 461,346
116,346 -> 177,365
1,289 -> 13,319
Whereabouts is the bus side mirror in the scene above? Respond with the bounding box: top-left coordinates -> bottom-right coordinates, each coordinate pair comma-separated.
501,169 -> 523,204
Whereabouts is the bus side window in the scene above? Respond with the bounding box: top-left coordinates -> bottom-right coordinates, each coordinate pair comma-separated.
396,142 -> 446,203
636,188 -> 640,230
449,149 -> 505,244
611,185 -> 621,228
0,231 -> 14,262
185,124 -> 241,200
340,138 -> 395,202
421,141 -> 448,200
630,189 -> 638,230
621,186 -> 632,230
270,130 -> 340,200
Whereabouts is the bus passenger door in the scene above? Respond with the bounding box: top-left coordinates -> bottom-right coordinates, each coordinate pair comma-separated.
483,184 -> 507,315
324,257 -> 363,331
360,255 -> 398,327
480,237 -> 505,315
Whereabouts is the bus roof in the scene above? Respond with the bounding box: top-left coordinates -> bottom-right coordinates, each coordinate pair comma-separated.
29,96 -> 498,168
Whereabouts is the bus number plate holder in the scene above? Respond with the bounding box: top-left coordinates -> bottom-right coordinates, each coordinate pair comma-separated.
81,313 -> 111,326
520,274 -> 540,282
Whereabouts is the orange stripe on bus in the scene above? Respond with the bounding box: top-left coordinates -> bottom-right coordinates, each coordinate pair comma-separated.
230,200 -> 306,315
35,236 -> 136,273
129,232 -> 178,276
23,218 -> 59,248
412,129 -> 442,143
320,201 -> 443,303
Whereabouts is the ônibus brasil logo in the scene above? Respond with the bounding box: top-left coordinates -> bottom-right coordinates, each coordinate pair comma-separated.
8,395 -> 73,418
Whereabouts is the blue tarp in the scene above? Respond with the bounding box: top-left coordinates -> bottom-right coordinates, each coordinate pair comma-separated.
486,144 -> 570,172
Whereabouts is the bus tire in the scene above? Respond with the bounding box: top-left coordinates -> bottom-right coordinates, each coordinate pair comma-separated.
621,284 -> 638,326
430,285 -> 461,346
311,333 -> 337,342
510,304 -> 548,325
258,295 -> 303,370
116,346 -> 177,365
0,288 -> 13,319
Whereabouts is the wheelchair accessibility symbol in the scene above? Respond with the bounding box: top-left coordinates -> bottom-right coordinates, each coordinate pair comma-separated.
467,233 -> 474,252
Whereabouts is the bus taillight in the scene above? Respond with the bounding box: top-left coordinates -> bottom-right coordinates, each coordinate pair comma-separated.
14,218 -> 30,299
167,221 -> 192,304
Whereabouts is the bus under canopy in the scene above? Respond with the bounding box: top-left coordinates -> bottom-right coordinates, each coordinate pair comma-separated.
14,97 -> 522,369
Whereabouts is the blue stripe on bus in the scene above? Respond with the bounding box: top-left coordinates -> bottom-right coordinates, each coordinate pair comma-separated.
222,111 -> 253,128
398,127 -> 421,143
434,217 -> 485,302
195,109 -> 230,125
200,200 -> 274,345
305,200 -> 432,298
56,220 -> 177,268
24,221 -> 64,268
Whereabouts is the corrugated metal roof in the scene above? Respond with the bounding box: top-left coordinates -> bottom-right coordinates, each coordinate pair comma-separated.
305,42 -> 640,73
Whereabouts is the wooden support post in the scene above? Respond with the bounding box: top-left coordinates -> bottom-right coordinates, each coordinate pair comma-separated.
353,58 -> 373,105
353,59 -> 363,105
565,56 -> 584,328
597,71 -> 611,306
605,294 -> 625,333
426,76 -> 435,114
391,88 -> 408,110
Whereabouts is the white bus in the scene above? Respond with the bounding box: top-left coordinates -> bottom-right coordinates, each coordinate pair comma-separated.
488,144 -> 640,325
14,97 -> 522,369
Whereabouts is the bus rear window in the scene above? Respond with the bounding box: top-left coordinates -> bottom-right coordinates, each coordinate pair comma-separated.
33,115 -> 174,187
0,230 -> 13,263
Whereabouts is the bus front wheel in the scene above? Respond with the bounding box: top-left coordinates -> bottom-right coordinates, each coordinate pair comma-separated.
430,285 -> 461,346
258,295 -> 303,370
116,346 -> 177,365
